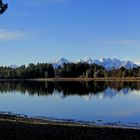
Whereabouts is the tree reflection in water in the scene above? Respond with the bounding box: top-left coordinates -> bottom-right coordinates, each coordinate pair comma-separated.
0,81 -> 140,98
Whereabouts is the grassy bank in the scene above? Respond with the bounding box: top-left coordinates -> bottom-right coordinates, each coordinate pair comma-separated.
1,77 -> 140,82
28,77 -> 140,82
0,114 -> 140,140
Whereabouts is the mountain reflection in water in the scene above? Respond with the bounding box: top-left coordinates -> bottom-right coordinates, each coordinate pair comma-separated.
0,81 -> 140,99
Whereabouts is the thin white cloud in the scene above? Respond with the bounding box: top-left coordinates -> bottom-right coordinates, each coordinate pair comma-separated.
0,29 -> 32,41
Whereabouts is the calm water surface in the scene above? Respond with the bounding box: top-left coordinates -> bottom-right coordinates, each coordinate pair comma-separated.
0,81 -> 140,126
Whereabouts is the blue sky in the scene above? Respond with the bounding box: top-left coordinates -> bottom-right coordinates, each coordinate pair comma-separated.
0,0 -> 140,65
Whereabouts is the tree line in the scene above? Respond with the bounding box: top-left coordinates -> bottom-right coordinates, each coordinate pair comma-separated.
0,63 -> 54,79
0,62 -> 140,79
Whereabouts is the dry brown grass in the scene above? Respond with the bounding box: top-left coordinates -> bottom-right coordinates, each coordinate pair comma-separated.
27,77 -> 140,82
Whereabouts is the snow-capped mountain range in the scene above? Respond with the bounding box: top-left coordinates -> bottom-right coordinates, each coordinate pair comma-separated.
9,64 -> 18,69
51,57 -> 139,70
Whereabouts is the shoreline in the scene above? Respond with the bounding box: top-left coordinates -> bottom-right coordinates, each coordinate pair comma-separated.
0,112 -> 140,130
0,113 -> 140,139
35,77 -> 140,82
0,77 -> 140,82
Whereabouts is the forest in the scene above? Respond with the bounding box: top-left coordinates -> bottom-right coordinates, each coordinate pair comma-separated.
0,62 -> 140,79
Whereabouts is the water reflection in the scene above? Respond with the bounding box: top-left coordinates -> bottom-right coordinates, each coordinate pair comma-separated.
1,81 -> 140,126
0,81 -> 140,98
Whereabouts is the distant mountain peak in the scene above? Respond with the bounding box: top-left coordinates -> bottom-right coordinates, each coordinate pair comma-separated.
51,57 -> 138,70
9,64 -> 17,69
52,57 -> 70,68
58,57 -> 69,62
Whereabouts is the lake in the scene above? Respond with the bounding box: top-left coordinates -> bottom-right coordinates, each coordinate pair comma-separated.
0,81 -> 140,127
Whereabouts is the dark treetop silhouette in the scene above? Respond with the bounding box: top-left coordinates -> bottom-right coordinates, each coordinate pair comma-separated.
0,0 -> 8,15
